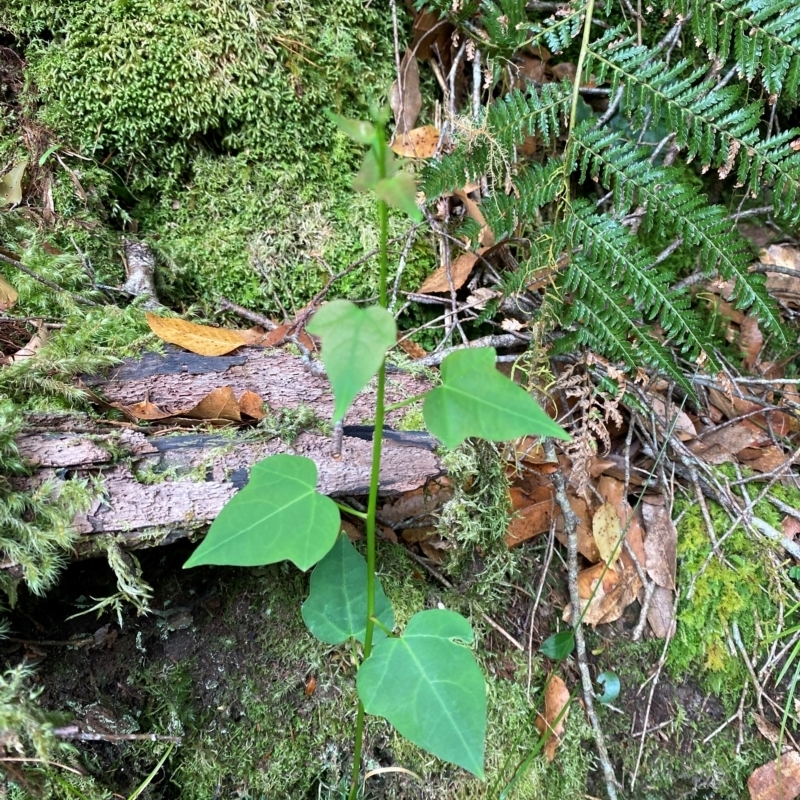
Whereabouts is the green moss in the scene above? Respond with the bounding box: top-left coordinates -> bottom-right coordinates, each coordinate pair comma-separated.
136,153 -> 431,317
5,0 -> 397,185
436,441 -> 519,601
667,489 -> 782,704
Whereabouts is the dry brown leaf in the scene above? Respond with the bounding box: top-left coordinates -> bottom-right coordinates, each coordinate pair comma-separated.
453,189 -> 495,248
146,312 -> 247,356
569,559 -> 642,626
115,398 -> 173,421
555,491 -> 600,562
397,336 -> 427,359
651,396 -> 697,441
534,674 -> 570,762
341,520 -> 363,542
577,561 -> 620,599
0,275 -> 18,311
689,423 -> 763,464
418,252 -> 478,294
237,326 -> 271,346
592,503 -> 623,570
506,485 -> 555,547
391,125 -> 440,158
550,62 -> 577,82
748,750 -> 800,800
760,244 -> 800,310
410,8 -> 453,61
647,584 -> 675,638
642,503 -> 677,590
182,386 -> 242,422
739,445 -> 793,473
9,324 -> 48,363
740,315 -> 764,370
753,712 -> 781,746
0,161 -> 27,207
380,480 -> 453,525
419,537 -> 449,563
239,390 -> 266,420
782,515 -> 800,540
513,55 -> 547,87
590,456 -> 617,478
400,527 -> 436,544
390,49 -> 422,135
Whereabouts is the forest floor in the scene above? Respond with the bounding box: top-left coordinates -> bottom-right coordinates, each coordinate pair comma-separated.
2,2 -> 800,799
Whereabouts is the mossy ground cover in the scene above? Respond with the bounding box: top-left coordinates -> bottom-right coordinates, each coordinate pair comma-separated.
1,0 -> 798,797
3,541 -> 595,800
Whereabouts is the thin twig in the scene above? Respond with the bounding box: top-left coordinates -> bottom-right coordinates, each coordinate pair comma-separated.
546,441 -> 619,800
413,333 -> 531,367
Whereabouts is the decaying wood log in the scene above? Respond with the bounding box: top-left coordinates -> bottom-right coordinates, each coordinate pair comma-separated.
13,346 -> 442,563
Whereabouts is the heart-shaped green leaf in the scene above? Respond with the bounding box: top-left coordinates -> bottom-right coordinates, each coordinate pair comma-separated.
540,630 -> 575,660
183,454 -> 339,572
307,300 -> 396,423
357,609 -> 486,778
423,347 -> 572,449
302,535 -> 394,644
375,172 -> 422,221
327,112 -> 375,144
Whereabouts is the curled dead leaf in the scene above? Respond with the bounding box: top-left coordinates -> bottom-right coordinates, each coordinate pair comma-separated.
182,386 -> 241,422
535,674 -> 571,762
505,485 -> 555,547
238,390 -> 266,420
641,503 -> 677,591
9,323 -> 48,363
390,49 -> 422,135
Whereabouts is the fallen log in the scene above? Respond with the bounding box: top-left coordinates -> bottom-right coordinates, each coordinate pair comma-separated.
12,346 -> 442,563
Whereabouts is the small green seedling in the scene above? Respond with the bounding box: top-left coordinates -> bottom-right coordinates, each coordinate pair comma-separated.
184,109 -> 570,798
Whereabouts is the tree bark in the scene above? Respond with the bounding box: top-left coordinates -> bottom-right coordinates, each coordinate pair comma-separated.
14,346 -> 441,561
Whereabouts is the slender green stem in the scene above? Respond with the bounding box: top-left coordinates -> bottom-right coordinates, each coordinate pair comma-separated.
335,502 -> 368,520
560,0 -> 596,206
383,392 -> 427,414
349,122 -> 391,800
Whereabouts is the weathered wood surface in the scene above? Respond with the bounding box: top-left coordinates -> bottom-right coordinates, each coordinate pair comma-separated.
15,347 -> 442,560
81,346 -> 432,425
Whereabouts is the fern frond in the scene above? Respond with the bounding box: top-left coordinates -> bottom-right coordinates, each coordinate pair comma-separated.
688,0 -> 800,99
567,204 -> 716,362
481,0 -> 533,56
572,125 -> 787,341
422,83 -> 570,199
481,157 -> 566,238
485,82 -> 571,152
585,30 -> 800,222
557,255 -> 694,393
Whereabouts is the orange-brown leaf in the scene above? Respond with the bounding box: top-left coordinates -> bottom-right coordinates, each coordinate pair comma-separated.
146,312 -> 247,357
418,252 -> 478,294
239,390 -> 266,420
534,674 -> 571,762
390,125 -> 439,158
182,386 -> 242,422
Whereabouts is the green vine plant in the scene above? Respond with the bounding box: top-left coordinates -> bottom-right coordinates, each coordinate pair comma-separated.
183,110 -> 570,796
419,0 -> 800,390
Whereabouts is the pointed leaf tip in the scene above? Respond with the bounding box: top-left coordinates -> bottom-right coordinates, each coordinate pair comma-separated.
183,454 -> 339,572
307,300 -> 396,423
357,609 -> 486,777
423,348 -> 571,449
